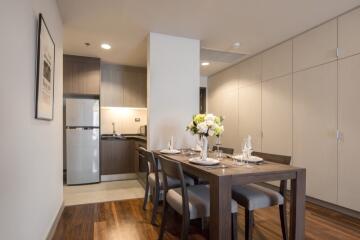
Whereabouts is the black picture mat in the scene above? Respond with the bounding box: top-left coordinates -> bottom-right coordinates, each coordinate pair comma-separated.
35,13 -> 55,121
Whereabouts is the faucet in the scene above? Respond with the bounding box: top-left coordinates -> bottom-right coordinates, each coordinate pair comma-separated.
112,122 -> 116,135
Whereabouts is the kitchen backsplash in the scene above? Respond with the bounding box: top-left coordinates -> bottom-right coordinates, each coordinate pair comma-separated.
101,107 -> 147,134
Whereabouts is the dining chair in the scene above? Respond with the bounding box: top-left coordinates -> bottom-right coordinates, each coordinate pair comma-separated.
212,146 -> 234,155
139,147 -> 194,225
231,152 -> 291,240
158,155 -> 239,240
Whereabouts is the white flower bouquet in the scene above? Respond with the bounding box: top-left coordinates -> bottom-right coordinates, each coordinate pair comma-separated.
186,113 -> 224,137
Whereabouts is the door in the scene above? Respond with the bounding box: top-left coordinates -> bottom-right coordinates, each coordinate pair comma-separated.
262,40 -> 292,81
338,7 -> 360,58
293,19 -> 337,72
238,83 -> 262,151
338,54 -> 360,211
66,128 -> 100,185
66,98 -> 99,127
293,62 -> 338,203
262,75 -> 292,155
199,87 -> 206,114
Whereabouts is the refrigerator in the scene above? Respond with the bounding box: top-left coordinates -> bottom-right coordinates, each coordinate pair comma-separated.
65,98 -> 100,185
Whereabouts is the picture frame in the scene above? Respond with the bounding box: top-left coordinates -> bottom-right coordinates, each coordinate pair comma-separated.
35,13 -> 55,121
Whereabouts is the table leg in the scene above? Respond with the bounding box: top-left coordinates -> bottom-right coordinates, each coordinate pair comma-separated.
209,176 -> 232,240
290,169 -> 306,240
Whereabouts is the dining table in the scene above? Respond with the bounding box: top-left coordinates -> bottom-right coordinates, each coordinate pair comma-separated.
154,150 -> 306,240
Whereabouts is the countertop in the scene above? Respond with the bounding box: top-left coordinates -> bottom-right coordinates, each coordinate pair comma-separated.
101,134 -> 147,142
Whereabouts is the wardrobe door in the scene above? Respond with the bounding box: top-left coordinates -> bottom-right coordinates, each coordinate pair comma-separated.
293,19 -> 337,72
238,82 -> 262,151
338,54 -> 360,211
208,72 -> 239,151
262,40 -> 292,81
338,7 -> 360,58
262,75 -> 292,156
293,62 -> 338,203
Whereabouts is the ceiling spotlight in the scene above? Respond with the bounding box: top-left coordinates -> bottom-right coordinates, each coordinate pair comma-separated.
201,61 -> 210,66
101,43 -> 111,50
233,42 -> 241,48
84,42 -> 91,47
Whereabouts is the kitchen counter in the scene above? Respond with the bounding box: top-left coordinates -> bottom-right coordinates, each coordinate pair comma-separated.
101,134 -> 147,142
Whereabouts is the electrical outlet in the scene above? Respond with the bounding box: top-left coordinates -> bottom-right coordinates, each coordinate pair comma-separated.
135,118 -> 140,122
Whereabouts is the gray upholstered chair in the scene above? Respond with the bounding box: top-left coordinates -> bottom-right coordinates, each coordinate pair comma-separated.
140,147 -> 194,225
158,155 -> 239,240
231,152 -> 291,240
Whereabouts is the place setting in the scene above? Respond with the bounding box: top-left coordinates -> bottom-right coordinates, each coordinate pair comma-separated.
159,136 -> 181,154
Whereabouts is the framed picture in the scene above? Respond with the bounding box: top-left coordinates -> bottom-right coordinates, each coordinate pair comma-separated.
35,13 -> 55,120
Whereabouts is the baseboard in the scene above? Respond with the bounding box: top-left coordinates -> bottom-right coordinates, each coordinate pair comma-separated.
101,173 -> 137,182
259,182 -> 360,219
306,196 -> 360,219
46,201 -> 65,240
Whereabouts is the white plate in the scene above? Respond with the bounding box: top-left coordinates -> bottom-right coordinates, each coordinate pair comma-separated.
191,147 -> 201,152
189,157 -> 220,166
232,155 -> 263,163
160,149 -> 181,154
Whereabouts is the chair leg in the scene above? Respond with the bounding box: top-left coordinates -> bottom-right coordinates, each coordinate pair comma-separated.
142,179 -> 150,210
151,186 -> 160,225
279,204 -> 288,240
201,217 -> 206,231
245,209 -> 254,240
180,215 -> 190,240
231,213 -> 238,240
158,200 -> 169,240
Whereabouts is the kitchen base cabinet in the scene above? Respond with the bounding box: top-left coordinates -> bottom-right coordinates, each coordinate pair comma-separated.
133,140 -> 147,187
101,139 -> 134,175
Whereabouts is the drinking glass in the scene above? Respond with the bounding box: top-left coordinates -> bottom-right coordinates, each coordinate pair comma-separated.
216,149 -> 223,160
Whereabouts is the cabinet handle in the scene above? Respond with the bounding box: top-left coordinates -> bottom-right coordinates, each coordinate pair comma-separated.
336,130 -> 343,142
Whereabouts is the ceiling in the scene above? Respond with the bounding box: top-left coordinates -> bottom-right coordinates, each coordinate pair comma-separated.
57,0 -> 359,76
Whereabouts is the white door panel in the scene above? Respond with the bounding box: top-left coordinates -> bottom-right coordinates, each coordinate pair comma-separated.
66,128 -> 100,184
66,98 -> 99,127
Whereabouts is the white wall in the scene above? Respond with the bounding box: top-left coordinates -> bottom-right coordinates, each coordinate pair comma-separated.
0,0 -> 63,239
200,75 -> 208,87
147,33 -> 200,150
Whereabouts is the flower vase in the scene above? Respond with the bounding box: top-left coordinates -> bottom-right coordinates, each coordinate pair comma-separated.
200,135 -> 208,161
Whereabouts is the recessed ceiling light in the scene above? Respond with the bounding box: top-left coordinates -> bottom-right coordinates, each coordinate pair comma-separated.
201,62 -> 210,66
101,43 -> 111,50
233,42 -> 241,48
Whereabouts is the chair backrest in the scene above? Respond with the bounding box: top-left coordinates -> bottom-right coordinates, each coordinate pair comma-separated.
158,155 -> 190,220
252,151 -> 291,165
252,151 -> 291,196
139,147 -> 158,175
212,146 -> 234,155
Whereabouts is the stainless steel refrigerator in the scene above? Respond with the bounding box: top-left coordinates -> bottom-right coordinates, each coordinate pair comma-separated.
65,98 -> 100,185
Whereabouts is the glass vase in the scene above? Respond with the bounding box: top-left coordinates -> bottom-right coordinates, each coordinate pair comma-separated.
200,135 -> 208,161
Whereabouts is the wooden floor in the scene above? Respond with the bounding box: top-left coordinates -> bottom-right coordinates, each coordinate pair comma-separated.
53,198 -> 360,240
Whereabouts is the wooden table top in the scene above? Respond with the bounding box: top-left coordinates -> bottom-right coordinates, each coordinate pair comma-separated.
154,150 -> 303,178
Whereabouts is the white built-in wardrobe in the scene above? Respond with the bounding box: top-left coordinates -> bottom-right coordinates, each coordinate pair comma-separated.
208,7 -> 360,212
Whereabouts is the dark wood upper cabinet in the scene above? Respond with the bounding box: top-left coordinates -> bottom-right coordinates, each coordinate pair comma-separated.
101,64 -> 147,107
63,55 -> 100,96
